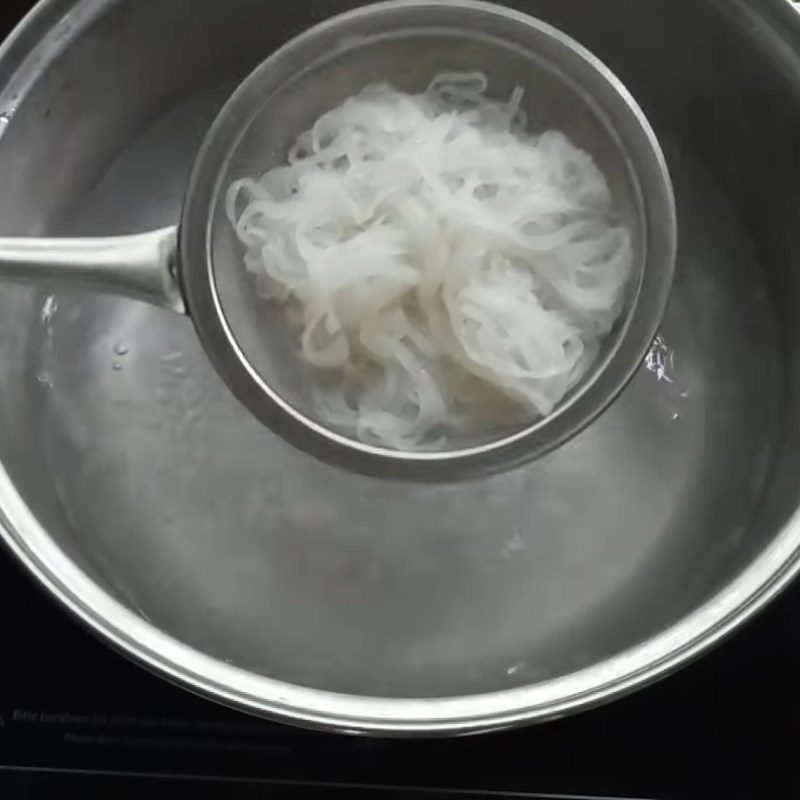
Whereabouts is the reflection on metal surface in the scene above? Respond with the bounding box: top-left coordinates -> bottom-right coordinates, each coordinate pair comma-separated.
645,335 -> 674,383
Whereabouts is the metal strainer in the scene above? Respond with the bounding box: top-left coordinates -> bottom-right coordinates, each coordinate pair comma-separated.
0,0 -> 676,480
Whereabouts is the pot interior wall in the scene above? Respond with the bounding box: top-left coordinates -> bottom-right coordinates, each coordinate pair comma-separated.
0,0 -> 797,701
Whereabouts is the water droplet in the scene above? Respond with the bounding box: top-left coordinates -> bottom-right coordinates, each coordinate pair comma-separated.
0,111 -> 12,126
501,531 -> 526,559
40,295 -> 57,323
645,335 -> 674,383
672,412 -> 680,421
112,362 -> 122,372
113,342 -> 129,357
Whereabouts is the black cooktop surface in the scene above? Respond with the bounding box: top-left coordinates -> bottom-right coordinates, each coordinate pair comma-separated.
2,536 -> 799,799
0,1 -> 797,798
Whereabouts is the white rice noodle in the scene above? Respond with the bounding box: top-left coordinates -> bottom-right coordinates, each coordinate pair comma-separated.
226,71 -> 634,450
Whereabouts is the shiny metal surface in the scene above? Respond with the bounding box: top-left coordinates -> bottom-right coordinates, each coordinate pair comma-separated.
0,226 -> 182,311
0,0 -> 797,734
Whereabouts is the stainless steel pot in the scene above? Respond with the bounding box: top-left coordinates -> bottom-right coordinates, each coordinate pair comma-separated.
0,0 -> 798,735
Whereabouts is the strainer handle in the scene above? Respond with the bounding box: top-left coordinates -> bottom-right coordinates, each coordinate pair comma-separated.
0,226 -> 185,313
